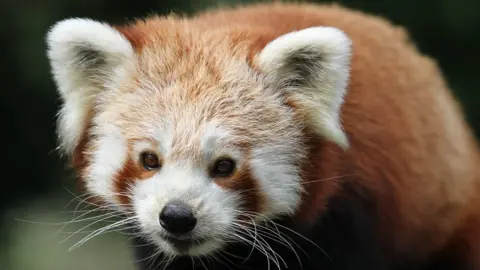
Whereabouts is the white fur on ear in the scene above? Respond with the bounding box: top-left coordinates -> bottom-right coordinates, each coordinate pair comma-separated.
46,18 -> 135,156
256,27 -> 352,149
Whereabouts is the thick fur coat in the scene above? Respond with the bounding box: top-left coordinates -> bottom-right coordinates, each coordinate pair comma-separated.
46,2 -> 480,270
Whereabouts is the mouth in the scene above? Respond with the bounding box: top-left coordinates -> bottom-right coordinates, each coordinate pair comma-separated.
161,234 -> 211,252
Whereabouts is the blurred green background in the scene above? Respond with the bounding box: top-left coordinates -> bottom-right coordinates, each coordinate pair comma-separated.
0,0 -> 478,269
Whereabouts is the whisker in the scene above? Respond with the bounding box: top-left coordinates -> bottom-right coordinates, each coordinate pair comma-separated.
59,212 -> 124,245
67,216 -> 136,251
238,210 -> 332,262
238,219 -> 304,268
231,226 -> 282,270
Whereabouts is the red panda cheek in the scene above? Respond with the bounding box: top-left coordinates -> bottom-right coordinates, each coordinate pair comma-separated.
214,167 -> 266,218
113,156 -> 159,207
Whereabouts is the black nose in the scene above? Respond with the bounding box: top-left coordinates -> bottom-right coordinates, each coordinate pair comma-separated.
159,200 -> 197,234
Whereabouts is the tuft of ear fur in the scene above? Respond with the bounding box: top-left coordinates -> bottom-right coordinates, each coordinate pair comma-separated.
256,27 -> 352,149
46,18 -> 135,156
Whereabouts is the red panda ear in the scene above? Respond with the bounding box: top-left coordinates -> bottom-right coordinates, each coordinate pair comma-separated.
46,18 -> 136,157
254,27 -> 352,149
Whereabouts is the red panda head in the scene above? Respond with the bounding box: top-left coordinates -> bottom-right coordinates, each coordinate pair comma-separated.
46,16 -> 352,256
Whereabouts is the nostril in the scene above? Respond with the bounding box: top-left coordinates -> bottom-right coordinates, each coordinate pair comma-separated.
159,200 -> 197,234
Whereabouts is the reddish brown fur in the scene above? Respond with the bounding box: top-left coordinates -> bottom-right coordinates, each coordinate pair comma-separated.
113,141 -> 162,205
70,2 -> 480,265
71,121 -> 101,206
215,165 -> 265,215
186,4 -> 480,262
114,158 -> 139,206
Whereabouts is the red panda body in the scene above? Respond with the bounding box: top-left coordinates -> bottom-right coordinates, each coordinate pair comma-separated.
46,2 -> 480,270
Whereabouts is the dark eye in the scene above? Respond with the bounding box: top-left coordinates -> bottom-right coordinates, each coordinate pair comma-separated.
210,158 -> 236,178
140,152 -> 161,170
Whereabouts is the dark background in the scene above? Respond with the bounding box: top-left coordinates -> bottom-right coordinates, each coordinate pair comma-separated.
1,0 -> 478,269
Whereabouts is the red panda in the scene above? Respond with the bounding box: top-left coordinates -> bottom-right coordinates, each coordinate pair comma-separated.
45,2 -> 480,270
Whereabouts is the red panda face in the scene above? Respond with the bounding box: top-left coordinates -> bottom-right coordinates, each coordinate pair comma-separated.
87,78 -> 308,256
82,58 -> 307,256
46,18 -> 351,256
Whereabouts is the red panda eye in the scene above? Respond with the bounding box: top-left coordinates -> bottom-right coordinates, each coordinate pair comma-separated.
210,158 -> 236,178
140,152 -> 161,170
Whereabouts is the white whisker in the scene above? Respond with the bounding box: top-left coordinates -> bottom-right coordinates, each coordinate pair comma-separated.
68,216 -> 137,251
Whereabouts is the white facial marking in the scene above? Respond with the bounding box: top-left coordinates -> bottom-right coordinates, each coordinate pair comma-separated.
250,145 -> 303,218
152,122 -> 174,156
201,121 -> 244,163
132,141 -> 155,156
86,126 -> 128,208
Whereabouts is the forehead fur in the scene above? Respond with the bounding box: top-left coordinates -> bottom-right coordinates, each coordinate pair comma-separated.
95,18 -> 303,161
